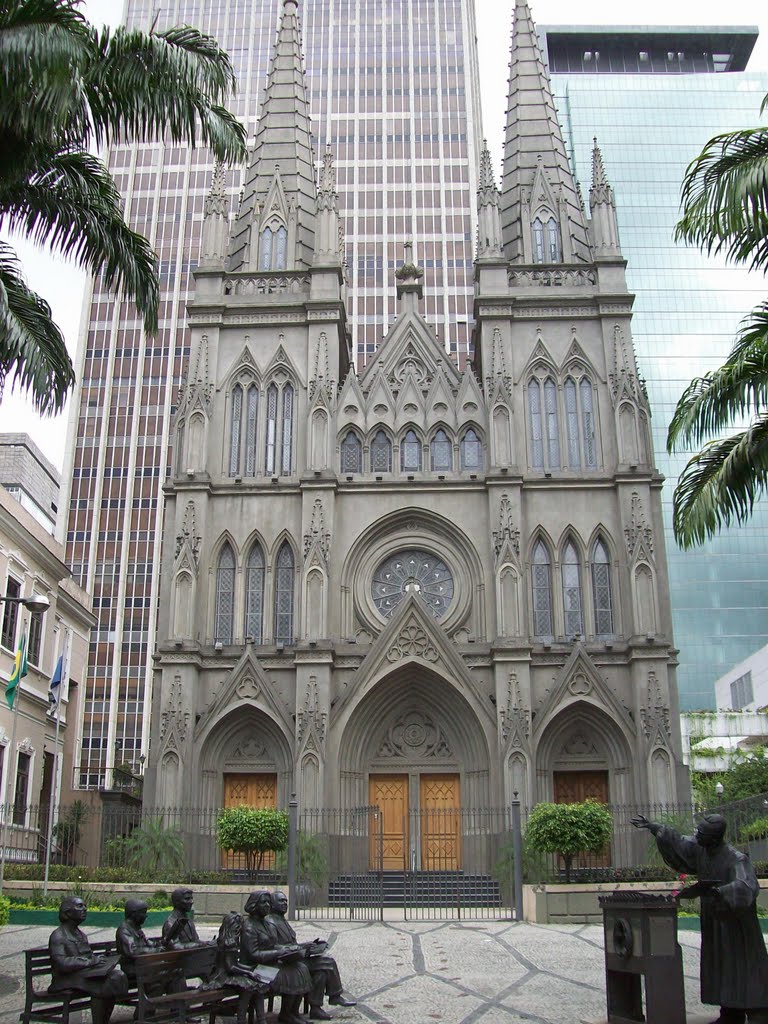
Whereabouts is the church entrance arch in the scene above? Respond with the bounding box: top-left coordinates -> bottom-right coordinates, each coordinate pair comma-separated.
337,664 -> 490,871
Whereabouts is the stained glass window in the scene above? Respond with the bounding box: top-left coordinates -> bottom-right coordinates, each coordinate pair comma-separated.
340,430 -> 362,474
564,378 -> 580,469
274,542 -> 294,644
265,384 -> 278,475
229,384 -> 242,476
275,226 -> 288,269
581,378 -> 597,468
281,384 -> 294,475
544,377 -> 560,468
370,430 -> 392,472
245,385 -> 258,477
260,227 -> 273,271
372,549 -> 454,619
215,543 -> 236,644
430,429 -> 452,471
562,540 -> 584,637
591,538 -> 613,636
532,217 -> 545,263
245,545 -> 265,643
546,217 -> 562,262
528,380 -> 543,468
460,428 -> 483,470
532,541 -> 553,638
401,429 -> 421,471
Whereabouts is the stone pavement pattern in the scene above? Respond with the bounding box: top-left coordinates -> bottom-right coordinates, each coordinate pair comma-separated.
0,920 -> 711,1024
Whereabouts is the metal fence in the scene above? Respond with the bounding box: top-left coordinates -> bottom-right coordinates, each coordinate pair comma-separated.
2,796 -> 768,920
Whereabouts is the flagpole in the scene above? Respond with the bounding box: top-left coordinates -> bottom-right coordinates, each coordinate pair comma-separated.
43,631 -> 68,897
0,624 -> 25,891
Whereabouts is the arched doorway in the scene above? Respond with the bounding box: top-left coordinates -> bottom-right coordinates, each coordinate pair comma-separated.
335,665 -> 492,870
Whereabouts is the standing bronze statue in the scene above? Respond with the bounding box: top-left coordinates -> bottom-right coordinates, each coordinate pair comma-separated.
632,812 -> 768,1024
48,897 -> 129,1024
269,891 -> 356,1019
240,890 -> 311,1024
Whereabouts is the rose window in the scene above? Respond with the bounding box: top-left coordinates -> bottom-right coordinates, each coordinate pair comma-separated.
372,549 -> 454,619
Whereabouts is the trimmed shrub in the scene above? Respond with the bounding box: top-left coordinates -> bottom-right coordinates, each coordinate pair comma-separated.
526,800 -> 613,883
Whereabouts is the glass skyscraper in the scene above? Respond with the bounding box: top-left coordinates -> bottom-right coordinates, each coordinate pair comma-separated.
62,0 -> 482,786
543,26 -> 768,708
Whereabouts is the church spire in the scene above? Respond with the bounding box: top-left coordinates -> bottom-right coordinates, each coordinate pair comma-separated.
199,162 -> 229,267
589,138 -> 622,258
228,0 -> 317,272
477,140 -> 502,259
500,0 -> 591,264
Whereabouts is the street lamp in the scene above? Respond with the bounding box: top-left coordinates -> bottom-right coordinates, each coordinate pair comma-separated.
715,781 -> 724,798
0,592 -> 50,614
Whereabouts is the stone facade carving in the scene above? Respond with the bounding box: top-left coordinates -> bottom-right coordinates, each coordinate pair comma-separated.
303,499 -> 330,563
377,711 -> 452,759
493,494 -> 520,557
625,492 -> 654,558
175,500 -> 201,565
386,624 -> 439,663
297,676 -> 327,746
160,676 -> 190,744
500,672 -> 530,747
640,671 -> 672,745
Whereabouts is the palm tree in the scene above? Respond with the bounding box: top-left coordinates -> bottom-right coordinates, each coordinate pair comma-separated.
0,0 -> 246,413
667,93 -> 768,549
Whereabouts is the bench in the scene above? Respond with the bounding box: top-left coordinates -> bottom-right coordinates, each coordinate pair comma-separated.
19,940 -> 136,1024
132,945 -> 241,1024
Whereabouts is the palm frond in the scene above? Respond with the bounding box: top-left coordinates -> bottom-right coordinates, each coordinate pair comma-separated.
0,242 -> 74,414
672,417 -> 768,548
667,303 -> 768,451
84,24 -> 246,162
675,112 -> 768,273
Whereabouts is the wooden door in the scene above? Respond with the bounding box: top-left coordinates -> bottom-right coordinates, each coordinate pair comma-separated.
420,774 -> 461,870
222,773 -> 277,870
369,774 -> 408,870
553,770 -> 610,868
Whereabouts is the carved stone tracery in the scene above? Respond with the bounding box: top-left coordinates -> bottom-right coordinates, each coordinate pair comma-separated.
386,623 -> 439,663
640,670 -> 672,745
297,676 -> 327,746
500,672 -> 530,747
625,492 -> 654,558
376,710 -> 452,759
493,494 -> 520,557
160,675 -> 190,744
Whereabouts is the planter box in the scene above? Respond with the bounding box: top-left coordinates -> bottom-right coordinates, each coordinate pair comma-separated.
8,908 -> 169,926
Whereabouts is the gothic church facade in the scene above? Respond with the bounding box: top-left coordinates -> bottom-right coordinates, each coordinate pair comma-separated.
146,0 -> 688,830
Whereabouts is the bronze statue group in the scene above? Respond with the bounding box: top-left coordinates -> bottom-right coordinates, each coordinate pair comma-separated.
48,888 -> 356,1024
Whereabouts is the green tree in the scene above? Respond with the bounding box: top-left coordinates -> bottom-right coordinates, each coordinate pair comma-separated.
525,800 -> 613,883
0,0 -> 246,413
216,807 -> 290,876
123,819 -> 185,877
692,747 -> 768,806
667,93 -> 768,547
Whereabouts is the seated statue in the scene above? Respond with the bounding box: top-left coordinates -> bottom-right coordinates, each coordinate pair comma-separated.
49,896 -> 129,1024
161,887 -> 203,948
269,891 -> 356,1020
240,890 -> 311,1024
116,899 -> 163,977
203,911 -> 275,1024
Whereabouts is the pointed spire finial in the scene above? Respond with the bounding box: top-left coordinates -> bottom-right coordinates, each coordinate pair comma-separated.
205,161 -> 228,218
589,138 -> 621,256
395,240 -> 423,309
479,140 -> 497,192
591,138 -> 608,190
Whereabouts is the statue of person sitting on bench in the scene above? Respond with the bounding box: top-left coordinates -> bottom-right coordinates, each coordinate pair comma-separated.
116,899 -> 163,976
203,911 -> 275,1024
268,891 -> 356,1020
240,890 -> 312,1024
49,896 -> 129,1024
162,888 -> 203,948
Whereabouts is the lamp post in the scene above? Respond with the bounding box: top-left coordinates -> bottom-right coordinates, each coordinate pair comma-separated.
0,592 -> 51,888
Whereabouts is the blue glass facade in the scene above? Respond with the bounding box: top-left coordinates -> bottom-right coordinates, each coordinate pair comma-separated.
547,43 -> 768,708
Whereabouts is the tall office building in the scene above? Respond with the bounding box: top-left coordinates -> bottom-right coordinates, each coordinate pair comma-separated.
542,27 -> 768,708
62,0 -> 482,786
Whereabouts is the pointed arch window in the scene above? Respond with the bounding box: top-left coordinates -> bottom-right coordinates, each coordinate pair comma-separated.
546,217 -> 562,262
561,540 -> 584,638
244,384 -> 258,476
281,383 -> 294,475
460,427 -> 483,471
564,378 -> 580,469
229,384 -> 243,476
260,228 -> 273,271
244,544 -> 265,643
532,214 -> 562,264
532,541 -> 553,638
401,429 -> 422,472
176,420 -> 186,476
340,430 -> 362,474
529,379 -> 544,468
591,538 -> 613,637
544,378 -> 560,468
274,542 -> 295,644
581,378 -> 596,468
370,430 -> 392,472
215,543 -> 236,644
532,217 -> 545,264
275,227 -> 288,270
265,384 -> 278,475
430,429 -> 452,471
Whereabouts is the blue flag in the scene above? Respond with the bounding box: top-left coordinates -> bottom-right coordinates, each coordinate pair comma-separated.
48,654 -> 63,708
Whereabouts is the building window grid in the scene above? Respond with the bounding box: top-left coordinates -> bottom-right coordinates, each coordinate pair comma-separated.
591,540 -> 614,637
562,541 -> 584,637
730,671 -> 754,710
340,431 -> 363,474
532,542 -> 554,638
244,546 -> 265,643
274,543 -> 294,644
27,611 -> 43,666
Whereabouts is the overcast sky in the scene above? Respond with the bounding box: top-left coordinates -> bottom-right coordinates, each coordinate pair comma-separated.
3,0 -> 767,470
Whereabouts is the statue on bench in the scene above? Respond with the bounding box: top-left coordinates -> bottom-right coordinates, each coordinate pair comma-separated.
203,911 -> 276,1024
162,887 -> 204,948
49,896 -> 129,1024
268,891 -> 356,1020
240,890 -> 312,1024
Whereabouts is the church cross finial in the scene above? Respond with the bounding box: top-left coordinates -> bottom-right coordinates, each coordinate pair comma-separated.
591,137 -> 608,190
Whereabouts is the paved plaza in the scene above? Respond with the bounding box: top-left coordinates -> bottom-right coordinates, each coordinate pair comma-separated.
0,918 -> 712,1024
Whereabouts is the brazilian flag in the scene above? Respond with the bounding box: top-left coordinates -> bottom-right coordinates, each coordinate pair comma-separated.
5,627 -> 27,709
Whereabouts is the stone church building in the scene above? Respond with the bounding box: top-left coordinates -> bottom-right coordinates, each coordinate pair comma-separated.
145,0 -> 688,850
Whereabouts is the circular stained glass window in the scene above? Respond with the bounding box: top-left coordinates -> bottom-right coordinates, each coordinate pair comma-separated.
372,549 -> 454,619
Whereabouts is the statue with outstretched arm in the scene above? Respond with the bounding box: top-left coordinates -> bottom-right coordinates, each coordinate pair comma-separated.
631,812 -> 768,1024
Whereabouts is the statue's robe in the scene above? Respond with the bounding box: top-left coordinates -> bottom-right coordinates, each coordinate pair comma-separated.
655,826 -> 768,1008
268,913 -> 343,1005
240,915 -> 311,996
48,925 -> 128,997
